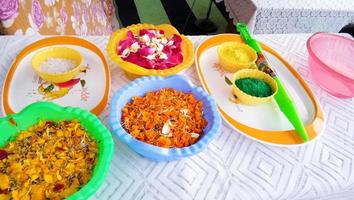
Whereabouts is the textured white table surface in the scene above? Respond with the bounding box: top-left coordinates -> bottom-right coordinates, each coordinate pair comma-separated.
224,0 -> 354,34
0,35 -> 354,200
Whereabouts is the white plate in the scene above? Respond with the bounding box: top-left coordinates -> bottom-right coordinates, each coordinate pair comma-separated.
195,34 -> 325,146
2,36 -> 110,115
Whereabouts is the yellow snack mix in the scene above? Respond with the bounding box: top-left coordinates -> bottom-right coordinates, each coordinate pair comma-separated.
0,120 -> 98,200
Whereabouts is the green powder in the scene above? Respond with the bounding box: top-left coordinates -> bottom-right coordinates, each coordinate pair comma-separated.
235,78 -> 273,97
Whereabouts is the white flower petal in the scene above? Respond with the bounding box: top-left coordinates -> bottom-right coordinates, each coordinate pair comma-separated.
145,54 -> 156,60
167,40 -> 174,46
121,48 -> 130,57
159,53 -> 168,60
140,34 -> 150,43
130,42 -> 140,52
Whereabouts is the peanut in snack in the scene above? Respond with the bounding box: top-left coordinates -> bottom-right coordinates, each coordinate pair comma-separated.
0,120 -> 98,200
122,88 -> 208,148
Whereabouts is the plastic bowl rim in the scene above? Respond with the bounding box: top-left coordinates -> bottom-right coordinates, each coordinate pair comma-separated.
109,75 -> 221,160
306,32 -> 354,81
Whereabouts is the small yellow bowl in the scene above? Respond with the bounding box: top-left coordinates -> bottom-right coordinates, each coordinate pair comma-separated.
32,47 -> 84,83
232,69 -> 278,105
106,23 -> 194,78
218,42 -> 257,72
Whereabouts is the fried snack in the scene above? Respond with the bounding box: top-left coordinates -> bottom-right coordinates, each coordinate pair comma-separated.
122,88 -> 208,148
0,120 -> 97,200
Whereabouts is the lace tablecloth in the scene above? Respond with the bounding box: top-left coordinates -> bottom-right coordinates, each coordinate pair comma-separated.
224,0 -> 354,34
0,35 -> 354,200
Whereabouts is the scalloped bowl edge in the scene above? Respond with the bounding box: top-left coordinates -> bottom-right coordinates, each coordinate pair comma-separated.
109,75 -> 221,161
0,102 -> 114,200
106,24 -> 195,77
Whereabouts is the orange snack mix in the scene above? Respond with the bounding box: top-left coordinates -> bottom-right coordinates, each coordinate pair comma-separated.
121,88 -> 208,148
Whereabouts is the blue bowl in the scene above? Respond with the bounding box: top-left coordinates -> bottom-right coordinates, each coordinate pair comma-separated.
109,75 -> 221,161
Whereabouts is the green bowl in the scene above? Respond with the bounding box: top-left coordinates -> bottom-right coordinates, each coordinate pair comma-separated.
0,102 -> 114,200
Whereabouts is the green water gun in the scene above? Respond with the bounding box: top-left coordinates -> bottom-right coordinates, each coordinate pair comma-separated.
236,23 -> 309,142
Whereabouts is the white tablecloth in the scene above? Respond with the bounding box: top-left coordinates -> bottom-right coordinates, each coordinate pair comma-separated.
224,0 -> 354,34
1,35 -> 354,200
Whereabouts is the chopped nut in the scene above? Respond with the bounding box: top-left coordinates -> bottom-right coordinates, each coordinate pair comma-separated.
191,132 -> 200,138
161,121 -> 171,135
180,109 -> 188,115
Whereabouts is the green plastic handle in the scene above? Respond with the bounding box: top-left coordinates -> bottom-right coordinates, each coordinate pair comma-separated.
236,23 -> 262,53
274,78 -> 309,141
236,22 -> 309,142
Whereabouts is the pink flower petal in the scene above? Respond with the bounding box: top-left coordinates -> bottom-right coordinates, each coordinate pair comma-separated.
167,53 -> 183,64
172,34 -> 182,46
124,53 -> 155,69
139,29 -> 149,36
138,47 -> 155,56
139,29 -> 155,38
117,39 -> 133,54
127,30 -> 134,39
162,45 -> 172,55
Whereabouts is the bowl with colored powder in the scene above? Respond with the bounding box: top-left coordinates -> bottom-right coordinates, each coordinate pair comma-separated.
232,69 -> 277,104
218,42 -> 257,72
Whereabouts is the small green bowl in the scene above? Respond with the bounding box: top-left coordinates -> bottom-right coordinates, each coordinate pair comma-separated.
0,102 -> 114,200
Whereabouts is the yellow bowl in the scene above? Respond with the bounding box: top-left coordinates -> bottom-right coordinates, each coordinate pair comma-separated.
218,42 -> 257,72
232,69 -> 278,105
31,47 -> 84,83
106,24 -> 194,78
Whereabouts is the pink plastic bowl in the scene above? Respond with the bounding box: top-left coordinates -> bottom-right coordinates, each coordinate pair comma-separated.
307,32 -> 354,98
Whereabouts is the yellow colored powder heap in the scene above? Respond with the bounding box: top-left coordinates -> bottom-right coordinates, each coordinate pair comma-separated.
218,42 -> 257,72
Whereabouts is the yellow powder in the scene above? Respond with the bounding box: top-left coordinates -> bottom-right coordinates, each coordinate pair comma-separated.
218,42 -> 257,72
222,48 -> 253,64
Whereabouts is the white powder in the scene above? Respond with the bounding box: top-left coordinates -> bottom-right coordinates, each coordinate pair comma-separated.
40,58 -> 76,74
